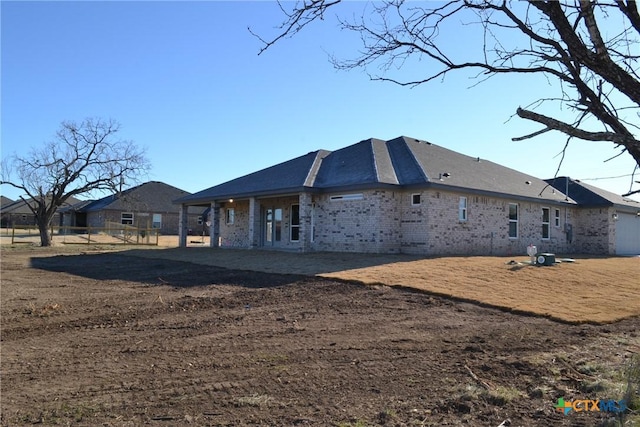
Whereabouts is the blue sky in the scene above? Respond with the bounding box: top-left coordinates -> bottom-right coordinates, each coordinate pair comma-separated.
2,1 -> 639,202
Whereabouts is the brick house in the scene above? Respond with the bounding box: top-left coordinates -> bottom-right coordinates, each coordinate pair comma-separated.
1,196 -> 81,228
176,136 -> 640,255
64,181 -> 203,235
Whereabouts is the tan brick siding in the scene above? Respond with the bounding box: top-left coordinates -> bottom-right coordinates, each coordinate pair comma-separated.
310,190 -> 401,253
211,189 -> 616,255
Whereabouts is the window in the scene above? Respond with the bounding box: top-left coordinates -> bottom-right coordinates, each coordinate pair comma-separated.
330,193 -> 363,201
121,212 -> 134,225
290,204 -> 300,241
508,203 -> 518,238
542,208 -> 550,239
274,208 -> 282,241
554,209 -> 560,227
152,213 -> 162,229
265,208 -> 282,243
411,194 -> 421,205
197,216 -> 203,225
226,208 -> 235,225
459,197 -> 467,221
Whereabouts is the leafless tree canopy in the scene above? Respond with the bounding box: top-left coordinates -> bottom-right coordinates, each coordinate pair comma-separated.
252,0 -> 640,195
1,118 -> 150,246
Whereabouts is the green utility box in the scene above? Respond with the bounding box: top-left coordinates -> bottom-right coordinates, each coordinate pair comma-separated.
536,253 -> 556,266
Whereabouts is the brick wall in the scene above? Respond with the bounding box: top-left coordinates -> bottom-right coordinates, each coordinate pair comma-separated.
571,207 -> 614,254
310,190 -> 401,253
219,200 -> 250,248
401,189 -> 577,256
211,189 -> 614,255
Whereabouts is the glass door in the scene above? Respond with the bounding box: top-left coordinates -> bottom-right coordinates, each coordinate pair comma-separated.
263,207 -> 282,246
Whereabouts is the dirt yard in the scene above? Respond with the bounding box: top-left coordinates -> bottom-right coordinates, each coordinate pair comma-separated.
1,244 -> 639,426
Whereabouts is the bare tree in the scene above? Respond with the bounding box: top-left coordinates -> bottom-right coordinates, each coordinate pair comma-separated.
251,0 -> 640,195
1,118 -> 150,246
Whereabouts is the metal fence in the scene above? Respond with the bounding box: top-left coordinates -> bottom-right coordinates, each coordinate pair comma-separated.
2,225 -> 160,245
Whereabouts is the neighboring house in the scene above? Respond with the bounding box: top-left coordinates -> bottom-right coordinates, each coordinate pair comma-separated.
545,177 -> 640,255
1,196 -> 81,228
176,136 -> 640,256
63,181 -> 203,235
0,196 -> 14,227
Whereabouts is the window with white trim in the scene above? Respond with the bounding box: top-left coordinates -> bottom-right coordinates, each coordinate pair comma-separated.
459,197 -> 467,221
542,208 -> 550,239
152,213 -> 162,229
226,208 -> 235,225
554,209 -> 560,227
411,193 -> 421,206
121,212 -> 134,225
508,203 -> 518,238
290,204 -> 300,241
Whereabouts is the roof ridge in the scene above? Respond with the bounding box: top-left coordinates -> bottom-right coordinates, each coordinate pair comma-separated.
388,136 -> 429,182
370,139 -> 399,184
304,150 -> 330,187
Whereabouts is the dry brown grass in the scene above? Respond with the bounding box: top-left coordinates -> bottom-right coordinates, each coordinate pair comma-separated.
319,256 -> 640,324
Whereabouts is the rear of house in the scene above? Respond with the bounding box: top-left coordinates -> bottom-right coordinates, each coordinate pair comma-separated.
176,136 -> 640,256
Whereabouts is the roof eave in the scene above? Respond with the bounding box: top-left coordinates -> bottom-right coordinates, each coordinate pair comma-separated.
423,182 -> 576,205
176,186 -> 319,206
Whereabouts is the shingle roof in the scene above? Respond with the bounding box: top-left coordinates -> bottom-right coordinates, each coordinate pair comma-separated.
1,196 -> 82,214
177,136 -> 573,205
0,196 -> 14,210
545,177 -> 640,210
79,181 -> 199,213
178,150 -> 330,204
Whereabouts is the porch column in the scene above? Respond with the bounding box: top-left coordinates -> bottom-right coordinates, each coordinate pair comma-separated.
209,202 -> 220,248
248,197 -> 261,249
299,192 -> 313,252
178,204 -> 188,247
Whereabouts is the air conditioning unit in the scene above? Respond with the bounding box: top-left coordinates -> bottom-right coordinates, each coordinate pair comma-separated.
536,253 -> 556,266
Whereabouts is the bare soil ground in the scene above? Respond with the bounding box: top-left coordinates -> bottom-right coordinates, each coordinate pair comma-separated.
1,244 -> 639,426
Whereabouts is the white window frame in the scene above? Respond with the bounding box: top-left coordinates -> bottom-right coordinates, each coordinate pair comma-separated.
411,193 -> 421,206
542,207 -> 550,240
290,204 -> 300,242
508,203 -> 518,239
152,213 -> 162,229
459,197 -> 467,221
121,212 -> 134,225
554,208 -> 561,227
225,208 -> 235,225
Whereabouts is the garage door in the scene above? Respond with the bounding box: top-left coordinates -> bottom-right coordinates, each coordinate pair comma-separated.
615,212 -> 640,255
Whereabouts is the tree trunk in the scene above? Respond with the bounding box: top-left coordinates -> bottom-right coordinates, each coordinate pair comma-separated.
36,216 -> 52,247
